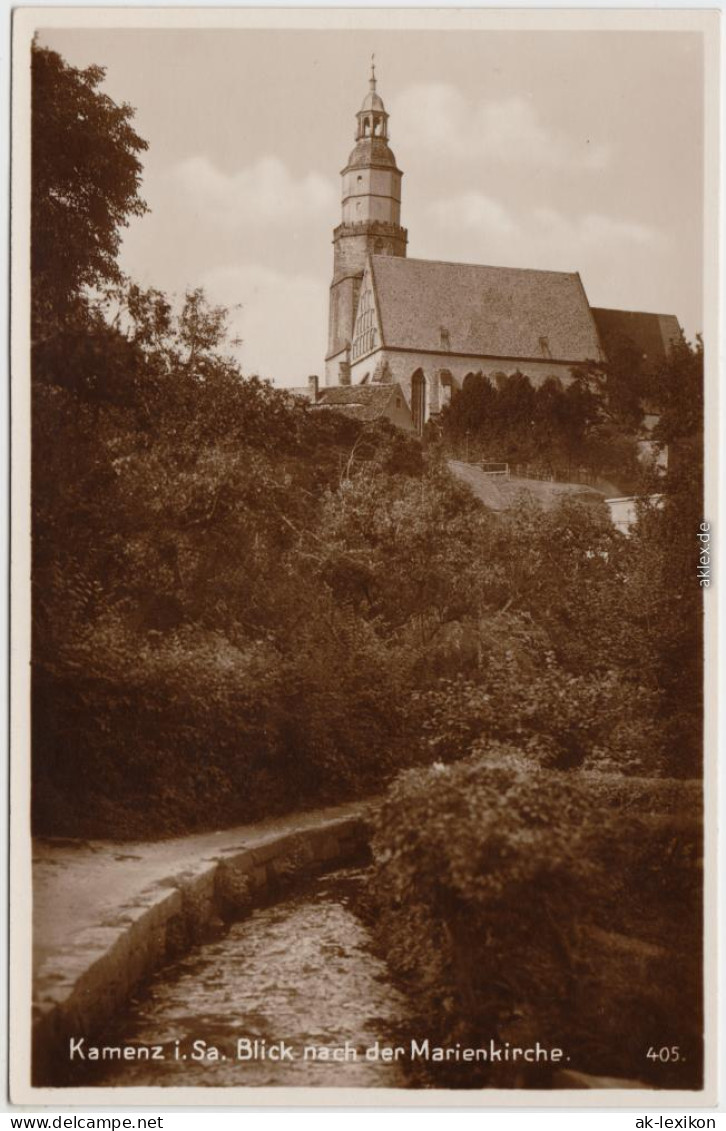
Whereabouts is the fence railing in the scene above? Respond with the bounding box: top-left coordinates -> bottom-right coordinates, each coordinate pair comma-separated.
478,461 -> 510,478
510,463 -> 612,490
459,457 -> 615,493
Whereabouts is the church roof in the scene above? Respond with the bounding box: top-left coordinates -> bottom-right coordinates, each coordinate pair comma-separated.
368,255 -> 604,364
315,383 -> 403,422
591,307 -> 683,372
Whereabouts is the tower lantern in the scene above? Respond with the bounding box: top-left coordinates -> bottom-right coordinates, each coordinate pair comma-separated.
355,57 -> 389,141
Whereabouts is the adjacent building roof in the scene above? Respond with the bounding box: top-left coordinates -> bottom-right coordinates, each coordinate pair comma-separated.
368,255 -> 604,364
591,308 -> 683,373
315,383 -> 406,422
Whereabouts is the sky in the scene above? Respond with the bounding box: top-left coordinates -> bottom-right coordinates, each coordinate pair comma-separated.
38,27 -> 704,387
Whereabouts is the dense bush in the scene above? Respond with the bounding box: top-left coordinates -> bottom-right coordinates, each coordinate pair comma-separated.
416,655 -> 659,774
33,600 -> 412,837
31,338 -> 425,835
371,750 -> 703,1088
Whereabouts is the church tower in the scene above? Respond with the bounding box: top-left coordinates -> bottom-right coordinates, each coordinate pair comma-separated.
325,61 -> 407,385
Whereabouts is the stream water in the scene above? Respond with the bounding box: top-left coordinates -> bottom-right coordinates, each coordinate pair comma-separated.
85,865 -> 412,1088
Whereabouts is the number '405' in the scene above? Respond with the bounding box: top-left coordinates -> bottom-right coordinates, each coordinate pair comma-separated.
647,1046 -> 681,1063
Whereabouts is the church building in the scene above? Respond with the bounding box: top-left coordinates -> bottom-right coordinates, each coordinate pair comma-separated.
324,65 -> 682,434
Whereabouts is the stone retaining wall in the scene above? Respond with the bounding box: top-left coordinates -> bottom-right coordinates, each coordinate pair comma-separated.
33,811 -> 371,1085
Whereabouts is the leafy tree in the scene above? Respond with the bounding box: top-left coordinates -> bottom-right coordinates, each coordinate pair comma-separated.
651,334 -> 704,458
449,372 -> 497,436
559,379 -> 599,460
494,370 -> 536,452
619,336 -> 705,773
570,349 -> 645,434
31,40 -> 148,330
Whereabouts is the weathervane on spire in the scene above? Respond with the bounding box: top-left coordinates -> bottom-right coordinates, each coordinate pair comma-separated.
370,53 -> 377,91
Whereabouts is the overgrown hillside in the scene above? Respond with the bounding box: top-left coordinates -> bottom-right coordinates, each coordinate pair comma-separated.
31,37 -> 704,1086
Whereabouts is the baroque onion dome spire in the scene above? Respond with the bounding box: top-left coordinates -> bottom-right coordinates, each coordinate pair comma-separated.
325,60 -> 408,384
339,59 -> 406,234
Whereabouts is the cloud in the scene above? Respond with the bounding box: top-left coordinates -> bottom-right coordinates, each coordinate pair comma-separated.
199,264 -> 328,385
429,192 -> 516,237
391,84 -> 610,171
167,155 -> 336,229
531,207 -> 663,250
419,189 -> 672,314
116,158 -> 334,384
428,190 -> 663,256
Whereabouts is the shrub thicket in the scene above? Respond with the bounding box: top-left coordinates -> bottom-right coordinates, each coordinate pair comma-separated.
32,334 -> 702,832
371,751 -> 703,1089
439,370 -> 643,491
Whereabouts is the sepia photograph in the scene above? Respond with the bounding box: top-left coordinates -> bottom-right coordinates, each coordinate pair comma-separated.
9,7 -> 719,1107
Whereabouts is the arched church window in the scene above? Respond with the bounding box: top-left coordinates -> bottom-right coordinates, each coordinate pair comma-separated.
411,369 -> 426,435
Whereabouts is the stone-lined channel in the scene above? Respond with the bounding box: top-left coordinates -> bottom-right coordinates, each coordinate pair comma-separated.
77,865 -> 412,1088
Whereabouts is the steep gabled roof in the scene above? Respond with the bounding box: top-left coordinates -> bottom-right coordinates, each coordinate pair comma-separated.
591,308 -> 683,373
315,383 -> 405,422
368,255 -> 604,363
